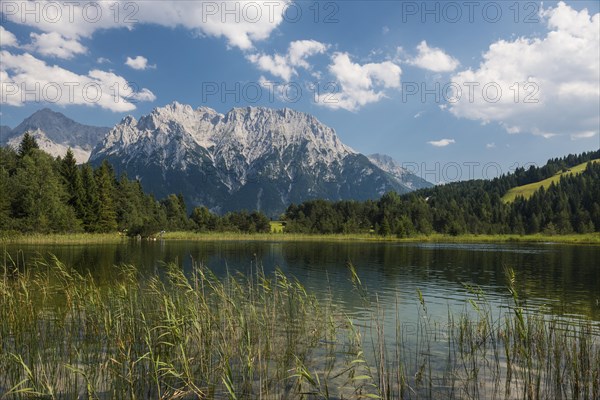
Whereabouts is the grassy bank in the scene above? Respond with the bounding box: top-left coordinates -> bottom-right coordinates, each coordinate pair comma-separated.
160,231 -> 600,244
0,256 -> 598,399
2,231 -> 600,245
0,232 -> 126,245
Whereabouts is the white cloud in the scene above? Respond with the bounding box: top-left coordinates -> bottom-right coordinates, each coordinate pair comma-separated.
448,2 -> 599,138
0,26 -> 19,48
248,39 -> 328,81
319,52 -> 402,112
532,130 -> 558,139
570,131 -> 598,140
288,40 -> 328,69
0,50 -> 155,112
248,53 -> 295,81
26,32 -> 86,59
486,142 -> 496,149
409,41 -> 459,72
96,57 -> 111,64
3,1 -> 289,52
126,88 -> 156,102
428,138 -> 455,147
125,56 -> 155,70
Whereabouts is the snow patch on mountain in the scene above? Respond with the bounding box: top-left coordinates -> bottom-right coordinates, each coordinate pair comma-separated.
89,103 -> 428,215
7,130 -> 91,163
1,108 -> 110,163
368,153 -> 433,190
93,103 -> 356,187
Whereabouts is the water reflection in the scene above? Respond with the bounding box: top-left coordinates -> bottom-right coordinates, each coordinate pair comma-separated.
4,241 -> 600,322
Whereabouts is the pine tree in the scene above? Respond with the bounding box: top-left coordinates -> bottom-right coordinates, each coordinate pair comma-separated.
0,167 -> 12,229
162,194 -> 190,231
116,175 -> 145,232
18,132 -> 39,158
379,217 -> 391,236
191,206 -> 214,231
60,148 -> 85,220
12,151 -> 80,232
94,160 -> 118,232
81,164 -> 100,231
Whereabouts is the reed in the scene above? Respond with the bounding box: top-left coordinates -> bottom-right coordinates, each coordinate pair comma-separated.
1,255 -> 598,399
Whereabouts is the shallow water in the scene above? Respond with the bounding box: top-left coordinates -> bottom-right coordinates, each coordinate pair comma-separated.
3,240 -> 600,398
4,240 -> 600,323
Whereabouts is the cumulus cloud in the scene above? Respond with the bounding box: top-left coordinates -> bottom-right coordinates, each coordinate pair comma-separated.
409,41 -> 459,72
0,50 -> 155,112
319,52 -> 402,112
288,40 -> 329,69
125,56 -> 155,70
428,138 -> 455,147
570,131 -> 598,140
248,53 -> 295,81
126,88 -> 157,102
248,39 -> 328,81
2,1 -> 289,52
447,2 -> 599,138
0,26 -> 19,48
26,32 -> 86,59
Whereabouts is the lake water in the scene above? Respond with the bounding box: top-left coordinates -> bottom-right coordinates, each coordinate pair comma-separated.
4,240 -> 600,324
3,240 -> 600,398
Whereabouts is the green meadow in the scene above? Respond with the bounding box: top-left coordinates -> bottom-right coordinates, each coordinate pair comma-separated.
502,159 -> 600,203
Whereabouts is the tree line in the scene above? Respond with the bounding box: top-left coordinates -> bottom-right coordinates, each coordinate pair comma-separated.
284,151 -> 600,236
1,134 -> 598,237
0,134 -> 271,235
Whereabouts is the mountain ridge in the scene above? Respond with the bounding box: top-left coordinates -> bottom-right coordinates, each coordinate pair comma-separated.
90,102 -> 425,215
1,108 -> 110,163
2,105 -> 432,216
368,153 -> 433,191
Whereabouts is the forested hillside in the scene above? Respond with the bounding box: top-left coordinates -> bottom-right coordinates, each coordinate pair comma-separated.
284,151 -> 600,235
1,134 -> 598,237
0,134 -> 270,235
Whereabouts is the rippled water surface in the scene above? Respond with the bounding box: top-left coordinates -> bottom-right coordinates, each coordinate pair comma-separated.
5,240 -> 600,323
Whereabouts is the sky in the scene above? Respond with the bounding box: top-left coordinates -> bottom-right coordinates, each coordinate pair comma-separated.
1,0 -> 599,183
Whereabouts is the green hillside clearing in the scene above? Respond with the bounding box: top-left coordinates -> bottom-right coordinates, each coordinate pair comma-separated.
502,159 -> 599,203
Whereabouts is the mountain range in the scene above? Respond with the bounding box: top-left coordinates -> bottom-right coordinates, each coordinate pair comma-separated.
1,104 -> 432,215
0,108 -> 110,163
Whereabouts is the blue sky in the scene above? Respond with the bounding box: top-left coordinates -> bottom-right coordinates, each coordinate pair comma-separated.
1,0 -> 599,182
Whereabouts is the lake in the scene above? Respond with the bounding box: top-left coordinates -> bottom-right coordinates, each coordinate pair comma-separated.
5,240 -> 600,323
3,240 -> 599,398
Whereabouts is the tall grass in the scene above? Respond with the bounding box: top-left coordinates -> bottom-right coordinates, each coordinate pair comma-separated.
0,255 -> 377,399
0,232 -> 126,245
162,231 -> 600,245
1,255 -> 598,399
3,231 -> 600,245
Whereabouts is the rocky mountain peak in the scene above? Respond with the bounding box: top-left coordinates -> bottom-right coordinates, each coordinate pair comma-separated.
89,103 -> 422,215
1,108 -> 110,163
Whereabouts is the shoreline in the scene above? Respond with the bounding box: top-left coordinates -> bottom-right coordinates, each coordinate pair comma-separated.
2,231 -> 600,245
